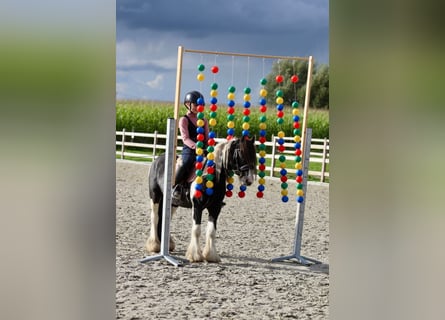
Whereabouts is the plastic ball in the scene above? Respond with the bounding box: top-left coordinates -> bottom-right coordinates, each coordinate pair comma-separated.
260,89 -> 267,97
228,100 -> 235,107
206,188 -> 214,196
258,184 -> 265,192
197,97 -> 204,105
196,141 -> 204,148
228,86 -> 236,93
211,82 -> 218,90
197,105 -> 205,112
195,182 -> 203,190
295,149 -> 302,156
276,104 -> 284,111
276,90 -> 283,97
276,97 -> 284,105
278,145 -> 285,153
275,75 -> 283,83
226,184 -> 234,190
210,97 -> 218,104
297,196 -> 304,203
209,111 -> 217,118
240,185 -> 247,192
196,127 -> 204,134
292,108 -> 300,115
259,136 -> 266,144
296,176 -> 303,183
226,190 -> 233,197
227,176 -> 235,184
210,104 -> 217,112
259,122 -> 267,130
293,122 -> 300,129
297,189 -> 304,196
291,75 -> 299,83
295,163 -> 303,170
243,94 -> 251,101
293,115 -> 300,122
260,78 -> 267,85
207,160 -> 214,167
206,181 -> 214,189
281,182 -> 288,189
278,131 -> 285,138
258,144 -> 266,151
227,92 -> 235,100
281,196 -> 289,203
258,171 -> 266,177
198,64 -> 205,71
227,128 -> 235,136
209,131 -> 216,139
242,123 -> 250,130
281,189 -> 288,196
243,108 -> 250,116
197,119 -> 204,127
280,168 -> 287,176
238,191 -> 245,198
207,153 -> 215,160
227,121 -> 235,129
209,118 -> 217,126
258,178 -> 266,185
259,105 -> 267,113
279,154 -> 286,162
195,162 -> 203,170
276,111 -> 284,118
195,176 -> 203,184
244,87 -> 251,94
256,191 -> 264,198
211,65 -> 219,73
196,148 -> 203,156
292,101 -> 299,108
259,164 -> 266,171
258,150 -> 266,157
242,116 -> 250,122
259,98 -> 267,105
194,190 -> 202,198
210,90 -> 218,97
243,101 -> 251,108
197,73 -> 205,81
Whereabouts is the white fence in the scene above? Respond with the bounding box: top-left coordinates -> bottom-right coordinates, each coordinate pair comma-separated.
116,129 -> 329,182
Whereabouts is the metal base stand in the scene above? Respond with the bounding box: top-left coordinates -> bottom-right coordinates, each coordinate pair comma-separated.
271,128 -> 322,266
140,118 -> 183,267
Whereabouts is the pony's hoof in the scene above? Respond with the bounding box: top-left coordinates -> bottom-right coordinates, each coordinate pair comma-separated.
146,238 -> 160,253
186,249 -> 204,263
169,237 -> 176,252
203,249 -> 221,263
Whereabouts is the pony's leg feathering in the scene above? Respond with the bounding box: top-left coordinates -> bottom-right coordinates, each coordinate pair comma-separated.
146,200 -> 160,253
203,221 -> 221,263
186,222 -> 204,262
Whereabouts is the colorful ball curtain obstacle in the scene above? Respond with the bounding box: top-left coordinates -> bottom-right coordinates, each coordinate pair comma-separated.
226,85 -> 236,140
257,77 -> 268,198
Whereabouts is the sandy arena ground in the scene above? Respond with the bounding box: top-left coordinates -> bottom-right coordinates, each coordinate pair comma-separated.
116,160 -> 329,319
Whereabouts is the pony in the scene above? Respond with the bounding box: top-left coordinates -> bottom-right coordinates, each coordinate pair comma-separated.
145,135 -> 257,262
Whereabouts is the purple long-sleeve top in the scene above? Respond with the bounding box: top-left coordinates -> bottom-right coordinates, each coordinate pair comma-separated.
178,111 -> 209,149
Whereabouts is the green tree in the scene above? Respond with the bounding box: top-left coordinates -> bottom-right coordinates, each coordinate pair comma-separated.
264,60 -> 329,109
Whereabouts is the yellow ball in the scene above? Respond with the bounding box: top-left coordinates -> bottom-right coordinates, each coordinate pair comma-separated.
292,108 -> 300,115
197,73 -> 205,81
258,178 -> 266,185
281,189 -> 288,196
207,153 -> 215,160
259,150 -> 266,157
196,148 -> 203,155
227,177 -> 234,184
278,131 -> 285,138
206,181 -> 214,188
209,118 -> 217,126
227,121 -> 235,129
276,97 -> 284,104
259,123 -> 267,130
242,122 -> 250,130
195,176 -> 203,184
295,163 -> 302,170
210,90 -> 218,97
293,136 -> 301,142
243,94 -> 251,101
297,190 -> 304,196
280,163 -> 286,169
260,89 -> 267,97
197,119 -> 204,127
227,93 -> 235,100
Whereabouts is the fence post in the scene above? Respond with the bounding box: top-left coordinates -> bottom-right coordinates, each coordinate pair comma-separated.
270,135 -> 276,177
153,130 -> 158,159
121,128 -> 126,160
321,137 -> 328,182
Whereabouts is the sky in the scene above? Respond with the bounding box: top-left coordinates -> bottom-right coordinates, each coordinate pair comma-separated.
116,0 -> 329,101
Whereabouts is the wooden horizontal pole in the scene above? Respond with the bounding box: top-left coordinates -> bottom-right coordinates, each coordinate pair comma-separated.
184,48 -> 310,61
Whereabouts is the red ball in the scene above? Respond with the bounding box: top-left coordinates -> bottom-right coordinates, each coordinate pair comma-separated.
293,122 -> 300,129
291,75 -> 299,83
277,111 -> 284,118
276,75 -> 283,83
227,107 -> 235,114
197,133 -> 204,141
210,104 -> 218,112
197,105 -> 205,112
243,108 -> 250,116
259,136 -> 266,143
211,66 -> 219,73
280,175 -> 288,182
194,190 -> 202,198
195,162 -> 203,170
256,191 -> 264,198
207,166 -> 215,174
295,149 -> 302,156
296,176 -> 303,183
259,164 -> 266,171
208,138 -> 215,146
278,145 -> 285,152
225,190 -> 233,197
238,191 -> 245,198
259,106 -> 267,113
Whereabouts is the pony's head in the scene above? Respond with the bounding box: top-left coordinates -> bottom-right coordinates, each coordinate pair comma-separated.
223,136 -> 257,186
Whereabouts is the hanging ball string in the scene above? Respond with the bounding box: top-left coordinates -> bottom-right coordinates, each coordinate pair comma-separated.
257,76 -> 268,198
275,63 -> 288,203
193,63 -> 206,199
290,73 -> 304,203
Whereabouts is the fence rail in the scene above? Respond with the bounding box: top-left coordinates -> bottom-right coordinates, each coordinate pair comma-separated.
116,129 -> 329,182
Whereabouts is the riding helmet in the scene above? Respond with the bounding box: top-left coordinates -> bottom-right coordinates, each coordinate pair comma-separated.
184,90 -> 205,106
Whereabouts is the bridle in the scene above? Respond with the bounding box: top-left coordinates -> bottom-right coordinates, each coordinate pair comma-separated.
232,148 -> 253,177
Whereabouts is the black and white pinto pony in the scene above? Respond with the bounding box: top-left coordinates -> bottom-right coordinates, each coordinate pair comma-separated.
146,136 -> 257,263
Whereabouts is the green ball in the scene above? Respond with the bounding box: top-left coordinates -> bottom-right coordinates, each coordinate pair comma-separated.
260,78 -> 267,85
242,116 -> 250,122
196,141 -> 204,148
228,86 -> 236,93
281,182 -> 288,189
211,82 -> 218,90
198,64 -> 205,71
292,101 -> 299,108
297,183 -> 303,189
259,115 -> 267,122
244,87 -> 251,94
295,156 -> 302,162
197,112 -> 204,119
196,169 -> 203,176
258,171 -> 266,178
207,146 -> 214,153
293,129 -> 301,135
227,114 -> 235,121
277,118 -> 284,125
206,174 -> 214,181
258,144 -> 266,150
209,111 -> 217,118
276,90 -> 284,97
279,155 -> 286,162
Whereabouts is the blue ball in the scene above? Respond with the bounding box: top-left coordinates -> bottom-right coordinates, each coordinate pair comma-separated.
259,98 -> 266,105
206,188 -> 214,196
240,185 -> 247,191
297,196 -> 304,203
243,101 -> 251,108
242,130 -> 249,136
227,184 -> 234,190
195,184 -> 202,190
197,97 -> 205,105
297,169 -> 303,176
276,104 -> 284,111
209,131 -> 216,138
282,196 -> 289,203
196,155 -> 204,162
258,185 -> 265,192
197,127 -> 204,134
280,169 -> 287,176
294,142 -> 301,149
293,115 -> 300,122
277,138 -> 284,145
259,158 -> 266,164
210,97 -> 217,104
228,100 -> 235,107
227,128 -> 235,136
207,160 -> 214,167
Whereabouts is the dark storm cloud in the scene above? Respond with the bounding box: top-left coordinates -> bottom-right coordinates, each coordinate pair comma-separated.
117,0 -> 328,39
